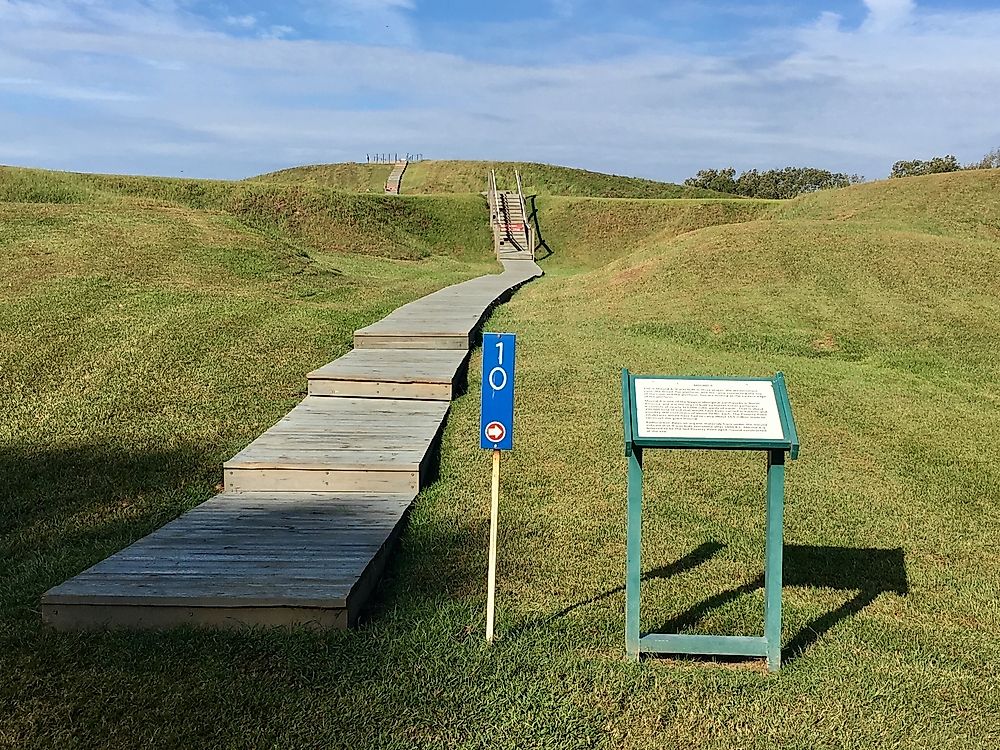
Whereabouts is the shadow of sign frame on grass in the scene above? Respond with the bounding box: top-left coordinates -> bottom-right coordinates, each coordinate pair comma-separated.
647,543 -> 909,666
513,542 -> 908,666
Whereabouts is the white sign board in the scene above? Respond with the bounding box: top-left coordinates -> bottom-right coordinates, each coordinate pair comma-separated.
634,378 -> 784,441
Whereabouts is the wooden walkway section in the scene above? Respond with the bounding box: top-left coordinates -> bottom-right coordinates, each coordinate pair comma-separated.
307,348 -> 469,400
42,257 -> 542,630
42,493 -> 412,629
354,261 -> 543,349
384,160 -> 407,194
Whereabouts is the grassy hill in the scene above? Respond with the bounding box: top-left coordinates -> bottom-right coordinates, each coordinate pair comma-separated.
530,196 -> 775,271
426,168 -> 1000,746
0,165 -> 497,750
250,161 -> 393,193
254,159 -> 733,199
0,166 -> 494,262
2,164 -> 999,748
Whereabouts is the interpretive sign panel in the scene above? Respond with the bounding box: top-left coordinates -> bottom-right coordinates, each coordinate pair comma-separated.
634,378 -> 783,441
621,369 -> 800,672
625,374 -> 798,457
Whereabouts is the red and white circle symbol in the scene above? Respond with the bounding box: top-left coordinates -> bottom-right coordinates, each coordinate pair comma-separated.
484,421 -> 506,443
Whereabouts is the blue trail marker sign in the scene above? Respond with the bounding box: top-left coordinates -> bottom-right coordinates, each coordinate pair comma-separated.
480,332 -> 516,643
480,332 -> 515,451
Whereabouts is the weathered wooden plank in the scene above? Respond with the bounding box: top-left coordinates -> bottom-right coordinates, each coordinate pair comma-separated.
353,334 -> 471,350
41,604 -> 349,630
224,468 -> 420,494
308,348 -> 468,384
223,395 -> 447,493
354,260 -> 542,350
41,492 -> 415,626
308,380 -> 452,400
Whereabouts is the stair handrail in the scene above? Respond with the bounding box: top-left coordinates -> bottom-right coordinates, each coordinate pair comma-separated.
514,169 -> 534,258
489,169 -> 499,224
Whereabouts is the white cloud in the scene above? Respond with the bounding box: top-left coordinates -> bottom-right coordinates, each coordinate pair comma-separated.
0,0 -> 997,181
0,75 -> 143,102
863,0 -> 915,31
224,14 -> 257,29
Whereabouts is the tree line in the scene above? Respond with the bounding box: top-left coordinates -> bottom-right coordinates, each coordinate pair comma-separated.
890,148 -> 1000,178
685,147 -> 999,198
684,167 -> 863,199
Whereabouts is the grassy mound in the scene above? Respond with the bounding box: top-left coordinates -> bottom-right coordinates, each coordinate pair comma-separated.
249,162 -> 393,193
3,163 -> 998,748
779,167 -> 1000,239
254,159 -> 733,198
532,196 -> 774,271
0,166 -> 494,262
414,169 -> 999,745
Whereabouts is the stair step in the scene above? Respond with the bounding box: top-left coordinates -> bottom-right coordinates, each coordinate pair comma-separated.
307,348 -> 469,400
41,491 -> 416,630
224,396 -> 450,493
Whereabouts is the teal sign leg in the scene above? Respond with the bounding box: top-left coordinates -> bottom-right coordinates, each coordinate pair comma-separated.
764,450 -> 785,672
622,447 -> 786,671
625,447 -> 643,662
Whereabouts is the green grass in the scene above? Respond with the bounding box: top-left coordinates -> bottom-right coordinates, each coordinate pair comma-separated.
0,166 -> 495,263
250,162 -> 393,193
531,196 -> 775,272
2,165 -> 1000,748
255,159 -> 734,199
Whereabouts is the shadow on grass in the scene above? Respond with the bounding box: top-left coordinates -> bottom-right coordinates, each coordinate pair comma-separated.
781,544 -> 908,663
499,539 -> 908,666
505,541 -> 725,637
647,544 -> 909,666
0,442 -> 218,607
526,195 -> 553,261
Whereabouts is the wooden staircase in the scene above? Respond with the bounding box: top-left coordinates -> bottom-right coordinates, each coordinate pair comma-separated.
488,169 -> 535,260
384,160 -> 407,194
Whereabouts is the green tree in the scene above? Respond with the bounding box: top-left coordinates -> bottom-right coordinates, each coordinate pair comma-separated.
685,166 -> 862,199
971,147 -> 1000,170
683,168 -> 738,194
890,155 -> 962,178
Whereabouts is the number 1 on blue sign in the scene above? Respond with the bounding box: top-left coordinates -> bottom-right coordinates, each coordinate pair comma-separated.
480,333 -> 515,451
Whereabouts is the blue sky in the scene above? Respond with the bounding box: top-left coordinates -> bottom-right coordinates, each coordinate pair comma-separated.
1,0 -> 998,182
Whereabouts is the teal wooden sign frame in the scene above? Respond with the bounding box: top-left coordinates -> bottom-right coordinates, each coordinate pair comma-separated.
621,369 -> 799,672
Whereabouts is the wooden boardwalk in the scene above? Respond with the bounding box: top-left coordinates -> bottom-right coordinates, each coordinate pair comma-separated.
355,261 -> 542,349
307,348 -> 469,400
224,396 -> 450,494
42,257 -> 542,630
384,160 -> 407,194
43,493 -> 412,629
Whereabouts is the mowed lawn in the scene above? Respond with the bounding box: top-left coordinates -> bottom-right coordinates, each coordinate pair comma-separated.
2,168 -> 999,748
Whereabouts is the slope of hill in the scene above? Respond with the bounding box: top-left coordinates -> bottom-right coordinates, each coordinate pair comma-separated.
0,166 -> 494,262
531,196 -> 775,271
412,169 -> 1000,746
249,162 -> 393,193
779,167 -> 1000,240
3,164 -> 998,748
254,159 -> 733,198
